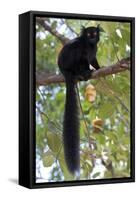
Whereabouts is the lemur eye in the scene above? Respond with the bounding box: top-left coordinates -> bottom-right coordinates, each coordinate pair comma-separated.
93,32 -> 97,36
87,32 -> 97,37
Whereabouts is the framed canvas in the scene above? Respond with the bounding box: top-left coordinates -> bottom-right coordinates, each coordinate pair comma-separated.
19,11 -> 135,189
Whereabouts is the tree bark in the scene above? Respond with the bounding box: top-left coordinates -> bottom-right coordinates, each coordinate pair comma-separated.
36,17 -> 70,45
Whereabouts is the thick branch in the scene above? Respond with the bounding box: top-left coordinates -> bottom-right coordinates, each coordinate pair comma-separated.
64,19 -> 79,36
36,17 -> 70,45
36,57 -> 130,86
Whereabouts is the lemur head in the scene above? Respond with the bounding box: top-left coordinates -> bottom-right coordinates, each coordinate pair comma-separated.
81,25 -> 104,45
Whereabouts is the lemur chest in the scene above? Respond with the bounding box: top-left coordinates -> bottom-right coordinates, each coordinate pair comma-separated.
82,46 -> 96,63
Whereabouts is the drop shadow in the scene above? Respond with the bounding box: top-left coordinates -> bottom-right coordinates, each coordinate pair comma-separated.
8,178 -> 18,185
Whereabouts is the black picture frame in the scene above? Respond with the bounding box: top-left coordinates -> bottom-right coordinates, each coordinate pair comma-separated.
19,10 -> 135,189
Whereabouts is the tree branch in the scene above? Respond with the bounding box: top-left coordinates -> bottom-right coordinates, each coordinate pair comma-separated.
36,57 -> 130,86
64,19 -> 79,36
36,17 -> 70,45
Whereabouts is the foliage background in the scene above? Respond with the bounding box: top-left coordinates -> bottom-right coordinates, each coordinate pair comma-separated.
35,17 -> 131,182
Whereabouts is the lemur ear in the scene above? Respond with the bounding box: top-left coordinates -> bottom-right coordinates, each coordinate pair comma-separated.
97,24 -> 105,32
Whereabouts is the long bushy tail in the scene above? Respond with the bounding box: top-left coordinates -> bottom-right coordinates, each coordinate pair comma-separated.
63,74 -> 80,175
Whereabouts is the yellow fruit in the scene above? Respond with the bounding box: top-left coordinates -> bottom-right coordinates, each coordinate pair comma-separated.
85,84 -> 96,102
92,118 -> 104,133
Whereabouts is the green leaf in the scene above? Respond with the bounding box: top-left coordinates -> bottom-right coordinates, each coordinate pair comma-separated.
99,102 -> 114,118
47,132 -> 61,153
42,152 -> 55,167
93,172 -> 101,178
94,134 -> 106,145
106,131 -> 118,142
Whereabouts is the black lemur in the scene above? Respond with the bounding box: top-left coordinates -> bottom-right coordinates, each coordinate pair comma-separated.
58,25 -> 101,175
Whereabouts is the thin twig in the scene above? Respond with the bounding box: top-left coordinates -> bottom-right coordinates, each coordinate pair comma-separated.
76,84 -> 95,168
36,106 -> 62,132
101,159 -> 115,178
99,78 -> 129,113
37,87 -> 63,129
110,37 -> 120,62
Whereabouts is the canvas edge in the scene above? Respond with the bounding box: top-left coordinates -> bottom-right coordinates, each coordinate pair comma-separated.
19,10 -> 135,189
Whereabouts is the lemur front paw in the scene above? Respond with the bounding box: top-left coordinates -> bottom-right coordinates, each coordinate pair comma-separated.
82,70 -> 92,81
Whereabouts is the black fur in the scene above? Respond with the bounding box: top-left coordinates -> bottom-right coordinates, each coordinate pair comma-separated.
58,26 -> 101,174
63,74 -> 80,174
